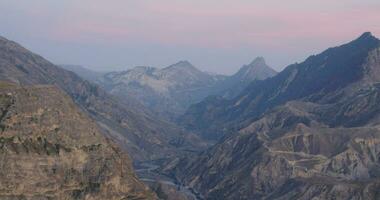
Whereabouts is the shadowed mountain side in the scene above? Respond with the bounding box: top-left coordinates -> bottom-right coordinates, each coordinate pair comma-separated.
180,32 -> 380,140
166,32 -> 380,199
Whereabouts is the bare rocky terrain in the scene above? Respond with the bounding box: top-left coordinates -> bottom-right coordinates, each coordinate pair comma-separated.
168,32 -> 380,199
0,83 -> 156,199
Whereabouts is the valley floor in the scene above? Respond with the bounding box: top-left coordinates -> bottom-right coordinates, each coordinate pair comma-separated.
135,160 -> 204,200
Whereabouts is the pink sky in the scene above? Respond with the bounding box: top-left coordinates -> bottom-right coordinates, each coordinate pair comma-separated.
0,0 -> 379,74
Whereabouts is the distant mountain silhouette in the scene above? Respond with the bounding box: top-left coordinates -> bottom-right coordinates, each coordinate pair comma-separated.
97,58 -> 276,120
217,56 -> 277,99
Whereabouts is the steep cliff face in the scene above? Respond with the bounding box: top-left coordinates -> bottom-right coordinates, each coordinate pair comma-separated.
0,36 -> 204,161
171,33 -> 380,199
0,83 -> 155,199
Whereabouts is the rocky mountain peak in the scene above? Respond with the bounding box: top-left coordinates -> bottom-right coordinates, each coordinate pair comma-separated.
249,56 -> 266,66
165,60 -> 198,71
356,31 -> 376,41
233,56 -> 277,82
176,60 -> 193,66
347,32 -> 380,49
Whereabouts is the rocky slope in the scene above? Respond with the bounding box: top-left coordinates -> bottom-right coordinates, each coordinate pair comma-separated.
0,83 -> 155,199
170,32 -> 380,199
0,35 -> 204,162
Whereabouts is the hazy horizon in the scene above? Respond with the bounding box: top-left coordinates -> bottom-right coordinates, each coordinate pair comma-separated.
1,0 -> 379,75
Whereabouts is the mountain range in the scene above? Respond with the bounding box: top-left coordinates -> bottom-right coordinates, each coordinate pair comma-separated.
91,58 -> 276,120
0,35 -> 206,162
1,31 -> 380,200
168,32 -> 380,199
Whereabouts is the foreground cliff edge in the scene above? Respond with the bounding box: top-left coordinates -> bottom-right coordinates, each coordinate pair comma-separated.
0,83 -> 156,199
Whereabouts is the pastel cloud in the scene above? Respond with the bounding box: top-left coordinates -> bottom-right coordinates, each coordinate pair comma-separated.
0,0 -> 379,73
46,0 -> 380,47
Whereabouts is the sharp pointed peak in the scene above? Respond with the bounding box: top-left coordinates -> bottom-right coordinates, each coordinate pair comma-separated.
352,31 -> 379,44
236,56 -> 275,74
174,60 -> 193,66
249,56 -> 266,66
359,32 -> 373,38
234,56 -> 277,78
166,60 -> 198,71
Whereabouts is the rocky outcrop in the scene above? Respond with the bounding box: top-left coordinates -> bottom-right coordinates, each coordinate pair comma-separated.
0,83 -> 156,199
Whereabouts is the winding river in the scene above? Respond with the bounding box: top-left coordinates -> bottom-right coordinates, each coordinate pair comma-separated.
135,162 -> 203,200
